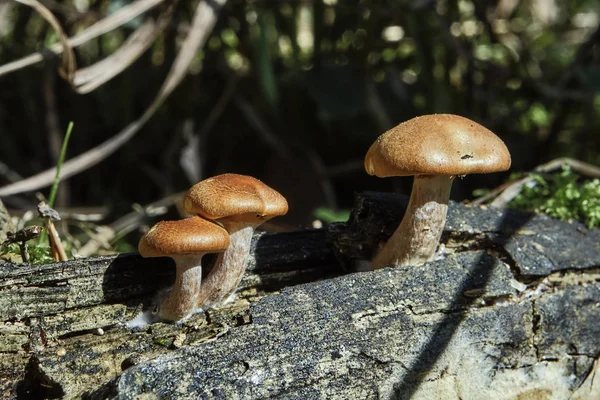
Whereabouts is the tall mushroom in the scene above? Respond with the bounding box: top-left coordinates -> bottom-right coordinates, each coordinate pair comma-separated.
183,173 -> 288,308
132,216 -> 229,325
365,114 -> 511,269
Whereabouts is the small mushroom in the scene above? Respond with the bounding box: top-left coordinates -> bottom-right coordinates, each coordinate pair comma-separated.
132,216 -> 229,325
364,114 -> 511,269
184,173 -> 288,308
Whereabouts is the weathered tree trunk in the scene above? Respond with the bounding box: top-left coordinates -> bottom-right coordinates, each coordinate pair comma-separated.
1,192 -> 599,399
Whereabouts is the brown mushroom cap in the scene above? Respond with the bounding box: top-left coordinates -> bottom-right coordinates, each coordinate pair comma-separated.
365,114 -> 511,178
184,174 -> 288,224
138,217 -> 229,258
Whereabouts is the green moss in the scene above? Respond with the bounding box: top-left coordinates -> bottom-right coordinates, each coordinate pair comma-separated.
508,166 -> 600,229
0,243 -> 19,260
27,243 -> 56,264
153,337 -> 172,347
0,240 -> 55,265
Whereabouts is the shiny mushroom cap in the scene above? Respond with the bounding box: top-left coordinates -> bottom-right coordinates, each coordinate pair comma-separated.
364,114 -> 511,178
138,216 -> 230,258
184,173 -> 288,224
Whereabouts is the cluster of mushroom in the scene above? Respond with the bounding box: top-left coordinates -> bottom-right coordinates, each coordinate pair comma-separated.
133,174 -> 288,325
364,114 -> 511,269
132,114 -> 510,325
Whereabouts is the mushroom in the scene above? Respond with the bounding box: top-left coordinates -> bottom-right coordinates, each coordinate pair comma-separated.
132,216 -> 229,325
183,173 -> 288,308
364,114 -> 511,269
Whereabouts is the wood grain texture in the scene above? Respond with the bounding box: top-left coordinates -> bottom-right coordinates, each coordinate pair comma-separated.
1,192 -> 599,399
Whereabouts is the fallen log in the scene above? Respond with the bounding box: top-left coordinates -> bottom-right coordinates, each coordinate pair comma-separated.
1,192 -> 599,399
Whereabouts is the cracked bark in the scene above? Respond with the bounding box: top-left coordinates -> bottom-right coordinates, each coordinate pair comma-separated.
1,192 -> 599,399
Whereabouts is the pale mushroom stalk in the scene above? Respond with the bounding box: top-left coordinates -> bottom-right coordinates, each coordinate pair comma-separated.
371,174 -> 454,269
128,217 -> 229,327
183,173 -> 288,309
159,254 -> 206,320
196,222 -> 255,308
364,114 -> 511,269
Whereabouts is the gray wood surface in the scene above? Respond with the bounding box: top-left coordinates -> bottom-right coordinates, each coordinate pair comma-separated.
1,192 -> 599,399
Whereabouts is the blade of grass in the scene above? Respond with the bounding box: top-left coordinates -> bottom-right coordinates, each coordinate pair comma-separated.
37,122 -> 73,262
48,122 -> 74,208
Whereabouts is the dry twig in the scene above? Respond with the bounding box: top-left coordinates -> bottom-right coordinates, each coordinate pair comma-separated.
76,192 -> 185,257
14,0 -> 76,83
38,201 -> 68,261
73,8 -> 173,93
0,0 -> 228,198
0,0 -> 167,77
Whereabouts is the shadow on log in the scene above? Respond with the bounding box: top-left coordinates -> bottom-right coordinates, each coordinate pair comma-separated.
1,192 -> 599,399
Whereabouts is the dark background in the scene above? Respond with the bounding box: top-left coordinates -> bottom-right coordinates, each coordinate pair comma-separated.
0,0 -> 599,230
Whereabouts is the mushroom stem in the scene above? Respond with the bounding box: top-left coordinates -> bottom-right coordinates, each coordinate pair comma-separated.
158,254 -> 205,321
196,222 -> 255,308
371,174 -> 454,269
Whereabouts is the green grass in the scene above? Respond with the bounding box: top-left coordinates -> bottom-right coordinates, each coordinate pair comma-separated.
0,122 -> 74,264
48,121 -> 74,208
